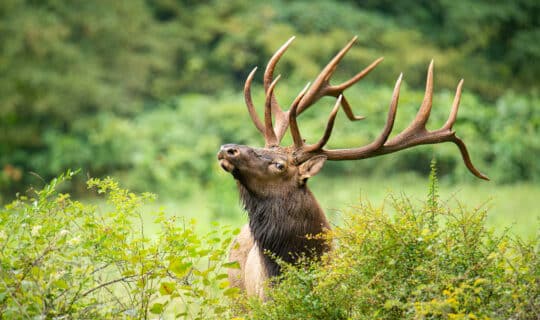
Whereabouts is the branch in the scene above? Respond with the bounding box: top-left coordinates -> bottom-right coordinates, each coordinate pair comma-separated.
80,271 -> 153,298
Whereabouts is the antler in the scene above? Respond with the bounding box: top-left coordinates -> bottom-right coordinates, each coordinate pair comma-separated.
296,61 -> 489,180
296,36 -> 383,119
243,37 -> 488,180
244,36 -> 382,147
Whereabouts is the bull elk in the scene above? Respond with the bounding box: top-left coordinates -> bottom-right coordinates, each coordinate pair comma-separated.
217,36 -> 488,298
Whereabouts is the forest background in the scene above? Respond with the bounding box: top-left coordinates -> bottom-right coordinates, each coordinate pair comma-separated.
0,0 -> 539,237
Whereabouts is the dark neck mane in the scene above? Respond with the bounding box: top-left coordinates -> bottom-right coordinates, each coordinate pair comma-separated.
238,183 -> 330,278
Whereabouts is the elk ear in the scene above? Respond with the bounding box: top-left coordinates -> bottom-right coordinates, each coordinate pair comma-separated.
298,155 -> 327,186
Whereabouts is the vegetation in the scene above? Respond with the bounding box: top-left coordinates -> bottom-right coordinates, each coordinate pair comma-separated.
239,167 -> 540,319
0,171 -> 239,319
1,1 -> 539,317
2,170 -> 538,319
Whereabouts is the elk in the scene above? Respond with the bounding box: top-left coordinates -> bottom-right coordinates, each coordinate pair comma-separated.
217,36 -> 488,298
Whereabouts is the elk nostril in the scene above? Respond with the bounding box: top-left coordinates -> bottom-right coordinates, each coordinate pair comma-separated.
227,148 -> 239,156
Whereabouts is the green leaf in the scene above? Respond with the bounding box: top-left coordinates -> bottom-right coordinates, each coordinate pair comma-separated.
222,261 -> 240,269
149,302 -> 164,314
223,287 -> 240,297
219,280 -> 230,289
159,282 -> 176,296
54,279 -> 68,290
215,273 -> 229,280
169,260 -> 193,277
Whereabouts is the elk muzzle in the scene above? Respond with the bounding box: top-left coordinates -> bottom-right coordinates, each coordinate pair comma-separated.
218,144 -> 264,177
217,144 -> 241,173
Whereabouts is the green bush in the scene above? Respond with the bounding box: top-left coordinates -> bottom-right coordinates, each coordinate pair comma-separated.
0,170 -> 239,319
240,166 -> 539,319
1,167 -> 539,318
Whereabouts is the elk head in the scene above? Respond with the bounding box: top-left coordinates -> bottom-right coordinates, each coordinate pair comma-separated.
218,144 -> 327,197
218,36 -> 489,196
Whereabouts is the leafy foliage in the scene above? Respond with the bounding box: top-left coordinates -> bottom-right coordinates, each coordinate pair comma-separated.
0,171 -> 239,319
240,167 -> 540,319
1,167 -> 538,318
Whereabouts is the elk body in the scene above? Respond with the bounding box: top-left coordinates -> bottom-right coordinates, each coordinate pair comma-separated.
217,36 -> 488,298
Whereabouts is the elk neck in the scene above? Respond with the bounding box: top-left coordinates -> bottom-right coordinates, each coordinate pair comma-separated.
237,182 -> 331,278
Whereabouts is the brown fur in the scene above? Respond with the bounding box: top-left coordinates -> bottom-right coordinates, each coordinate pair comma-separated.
218,144 -> 330,297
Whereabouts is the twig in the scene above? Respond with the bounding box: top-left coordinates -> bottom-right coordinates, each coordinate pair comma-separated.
80,271 -> 152,298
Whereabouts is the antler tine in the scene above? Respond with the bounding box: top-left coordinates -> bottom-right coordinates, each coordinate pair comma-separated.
332,57 -> 384,93
289,82 -> 311,148
264,75 -> 281,147
385,60 -> 434,144
340,95 -> 366,121
244,67 -> 265,134
305,74 -> 402,161
452,135 -> 490,180
414,59 -> 434,129
303,94 -> 343,153
263,36 -> 297,143
264,37 -> 295,113
264,37 -> 295,90
443,79 -> 463,130
296,36 -> 383,121
370,73 -> 402,148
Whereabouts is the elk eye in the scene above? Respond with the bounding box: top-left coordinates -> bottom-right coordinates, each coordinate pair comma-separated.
274,162 -> 285,171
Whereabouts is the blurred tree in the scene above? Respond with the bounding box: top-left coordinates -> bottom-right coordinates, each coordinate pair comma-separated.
0,0 -> 538,197
0,0 -> 186,140
346,0 -> 540,99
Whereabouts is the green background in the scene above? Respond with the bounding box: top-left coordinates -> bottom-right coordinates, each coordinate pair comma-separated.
1,0 -> 539,236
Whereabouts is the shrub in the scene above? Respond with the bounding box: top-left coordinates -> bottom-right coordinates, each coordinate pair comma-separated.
241,165 -> 539,319
0,170 -> 239,319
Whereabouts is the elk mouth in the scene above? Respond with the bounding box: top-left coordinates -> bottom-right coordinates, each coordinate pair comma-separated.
218,158 -> 242,180
219,158 -> 235,173
217,151 -> 236,173
218,145 -> 248,180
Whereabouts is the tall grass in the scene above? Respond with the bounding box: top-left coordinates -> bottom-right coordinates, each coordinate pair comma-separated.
135,171 -> 539,240
312,174 -> 540,239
